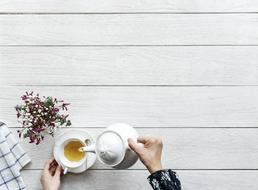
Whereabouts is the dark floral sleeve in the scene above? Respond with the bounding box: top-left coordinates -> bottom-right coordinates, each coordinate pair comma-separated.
147,170 -> 181,190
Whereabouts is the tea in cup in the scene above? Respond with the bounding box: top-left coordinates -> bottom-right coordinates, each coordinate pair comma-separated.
64,140 -> 85,162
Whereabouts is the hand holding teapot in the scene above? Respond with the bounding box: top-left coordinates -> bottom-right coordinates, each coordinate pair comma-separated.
128,136 -> 163,174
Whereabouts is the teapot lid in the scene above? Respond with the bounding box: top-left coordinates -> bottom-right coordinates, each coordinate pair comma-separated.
96,131 -> 125,166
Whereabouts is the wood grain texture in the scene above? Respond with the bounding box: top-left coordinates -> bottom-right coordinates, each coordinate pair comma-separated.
1,0 -> 258,188
11,128 -> 258,170
0,0 -> 257,13
1,86 -> 258,128
1,46 -> 258,85
21,170 -> 258,190
1,14 -> 258,45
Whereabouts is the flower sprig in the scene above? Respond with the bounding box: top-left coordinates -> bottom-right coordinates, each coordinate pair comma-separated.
15,92 -> 71,145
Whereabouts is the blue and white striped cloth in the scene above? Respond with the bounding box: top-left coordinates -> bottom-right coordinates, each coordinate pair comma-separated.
0,121 -> 31,190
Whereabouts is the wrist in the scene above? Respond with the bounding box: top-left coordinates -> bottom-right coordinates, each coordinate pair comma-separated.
147,163 -> 163,174
44,187 -> 58,190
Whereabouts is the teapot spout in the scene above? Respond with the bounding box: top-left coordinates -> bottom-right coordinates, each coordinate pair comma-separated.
78,144 -> 96,153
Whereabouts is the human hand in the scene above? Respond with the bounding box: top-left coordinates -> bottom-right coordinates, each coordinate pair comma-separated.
128,136 -> 163,174
41,158 -> 63,190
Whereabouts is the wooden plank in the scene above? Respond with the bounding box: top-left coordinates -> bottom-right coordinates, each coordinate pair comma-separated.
1,86 -> 258,128
21,170 -> 258,190
0,0 -> 258,13
1,46 -> 258,85
1,14 -> 258,45
11,128 -> 258,170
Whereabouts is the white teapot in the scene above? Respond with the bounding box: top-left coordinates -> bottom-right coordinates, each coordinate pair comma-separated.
80,123 -> 140,169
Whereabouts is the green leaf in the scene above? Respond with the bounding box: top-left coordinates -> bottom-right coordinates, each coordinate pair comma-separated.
66,120 -> 71,126
44,97 -> 54,108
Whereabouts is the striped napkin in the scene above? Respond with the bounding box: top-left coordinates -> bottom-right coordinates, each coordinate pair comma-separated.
0,121 -> 31,190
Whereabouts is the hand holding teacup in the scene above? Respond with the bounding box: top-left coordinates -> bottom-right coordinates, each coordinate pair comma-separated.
41,158 -> 62,190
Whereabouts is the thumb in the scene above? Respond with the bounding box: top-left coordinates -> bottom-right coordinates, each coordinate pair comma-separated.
54,165 -> 62,179
128,138 -> 142,155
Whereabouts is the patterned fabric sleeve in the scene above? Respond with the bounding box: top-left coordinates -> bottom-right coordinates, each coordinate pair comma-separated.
147,170 -> 181,190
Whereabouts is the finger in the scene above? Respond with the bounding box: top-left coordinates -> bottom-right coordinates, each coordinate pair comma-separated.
50,159 -> 58,168
50,164 -> 58,176
46,157 -> 55,164
50,163 -> 57,170
49,160 -> 57,169
137,135 -> 152,144
60,168 -> 65,176
54,165 -> 62,179
50,159 -> 60,175
44,157 -> 55,171
128,138 -> 142,155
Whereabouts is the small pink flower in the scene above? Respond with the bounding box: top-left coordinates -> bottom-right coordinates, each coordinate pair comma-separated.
15,91 -> 71,145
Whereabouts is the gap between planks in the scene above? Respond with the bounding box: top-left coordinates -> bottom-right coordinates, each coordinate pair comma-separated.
5,85 -> 258,87
1,45 -> 258,47
8,127 -> 258,129
22,169 -> 258,171
1,12 -> 258,15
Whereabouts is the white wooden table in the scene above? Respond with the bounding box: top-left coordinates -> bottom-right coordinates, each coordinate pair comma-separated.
0,1 -> 258,189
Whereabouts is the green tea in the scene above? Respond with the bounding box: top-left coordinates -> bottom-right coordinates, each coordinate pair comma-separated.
64,141 -> 85,162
